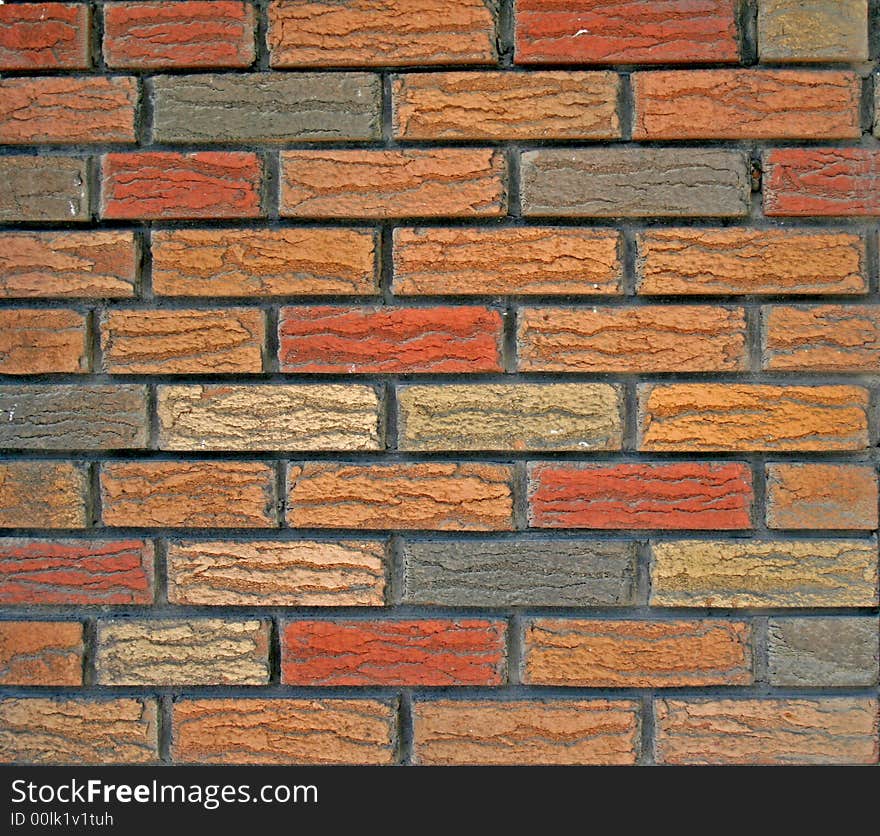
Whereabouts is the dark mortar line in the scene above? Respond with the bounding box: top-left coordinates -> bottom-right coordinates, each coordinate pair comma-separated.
739,0 -> 759,67
264,305 -> 280,374
506,611 -> 524,685
274,460 -> 288,530
512,461 -> 529,531
254,0 -> 271,72
638,695 -> 655,765
397,692 -> 414,765
387,534 -> 405,607
502,303 -> 517,374
158,694 -> 173,763
379,224 -> 395,304
752,457 -> 769,533
154,538 -> 169,606
82,618 -> 97,688
753,616 -> 770,688
634,540 -> 652,610
146,383 -> 159,451
618,72 -> 634,142
268,614 -> 281,685
87,461 -> 102,529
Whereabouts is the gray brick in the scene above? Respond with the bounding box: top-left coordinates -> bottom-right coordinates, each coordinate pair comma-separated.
0,157 -> 89,222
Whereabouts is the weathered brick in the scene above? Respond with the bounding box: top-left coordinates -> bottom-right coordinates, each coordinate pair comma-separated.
636,229 -> 866,296
766,464 -> 878,530
402,539 -> 637,607
172,699 -> 397,764
521,149 -> 750,217
413,700 -> 640,765
0,539 -> 154,605
0,157 -> 88,223
0,698 -> 158,764
0,622 -> 82,686
279,306 -> 502,374
152,229 -> 377,297
0,3 -> 89,70
524,620 -> 753,687
101,309 -> 264,374
288,463 -> 514,531
528,462 -> 753,530
393,228 -> 622,296
268,0 -> 497,67
101,152 -> 263,220
633,70 -> 860,140
517,306 -> 747,372
0,309 -> 87,375
768,618 -> 879,687
758,0 -> 868,62
0,462 -> 86,530
515,0 -> 739,64
167,540 -> 385,607
398,384 -> 622,451
96,620 -> 270,686
281,619 -> 506,686
152,73 -> 381,143
764,149 -> 880,217
639,384 -> 870,451
650,539 -> 879,608
103,1 -> 254,69
655,698 -> 879,765
393,71 -> 619,140
101,461 -> 276,528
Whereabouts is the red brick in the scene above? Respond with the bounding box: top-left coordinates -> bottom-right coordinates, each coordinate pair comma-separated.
529,462 -> 753,530
278,306 -> 503,374
103,1 -> 254,69
281,620 -> 506,686
0,309 -> 87,375
101,152 -> 263,221
0,3 -> 89,70
0,622 -> 82,686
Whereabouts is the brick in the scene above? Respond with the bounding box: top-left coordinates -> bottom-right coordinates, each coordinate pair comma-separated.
758,0 -> 868,62
153,73 -> 381,143
402,540 -> 637,607
101,461 -> 277,528
398,383 -> 622,451
764,149 -> 880,217
0,622 -> 82,686
0,3 -> 89,70
281,619 -> 506,686
528,462 -> 753,530
0,232 -> 138,300
636,229 -> 866,296
101,309 -> 264,374
268,0 -> 497,67
0,539 -> 154,605
167,540 -> 385,607
654,698 -> 879,765
393,228 -> 622,296
515,0 -> 739,64
763,305 -> 880,372
103,1 -> 254,69
0,385 -> 148,450
101,152 -> 263,220
0,157 -> 88,223
650,539 -> 879,608
152,229 -> 377,298
392,71 -> 620,140
521,149 -> 750,217
0,77 -> 137,145
639,384 -> 870,451
633,70 -> 860,140
0,462 -> 86,530
172,699 -> 397,765
766,464 -> 878,530
0,698 -> 158,764
288,463 -> 514,531
524,620 -> 753,687
0,309 -> 87,375
96,620 -> 269,686
517,306 -> 747,372
768,618 -> 879,687
278,306 -> 502,374
413,700 -> 640,765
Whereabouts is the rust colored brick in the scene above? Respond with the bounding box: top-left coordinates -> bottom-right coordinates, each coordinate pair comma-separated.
281,619 -> 506,686
0,3 -> 89,70
0,539 -> 154,605
524,620 -> 753,687
0,462 -> 87,530
0,622 -> 82,686
0,309 -> 87,375
103,1 -> 255,69
268,0 -> 497,67
758,0 -> 869,63
278,306 -> 502,374
172,699 -> 398,764
528,462 -> 753,530
287,463 -> 515,531
101,152 -> 263,220
766,464 -> 879,531
280,149 -> 506,218
100,461 -> 277,529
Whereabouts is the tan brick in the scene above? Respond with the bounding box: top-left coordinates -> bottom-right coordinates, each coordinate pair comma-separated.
0,462 -> 87,529
0,309 -> 87,374
0,622 -> 82,685
758,0 -> 869,62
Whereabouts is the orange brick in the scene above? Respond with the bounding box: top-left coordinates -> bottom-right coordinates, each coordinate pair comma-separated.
0,309 -> 87,374
0,3 -> 90,71
0,622 -> 82,685
0,462 -> 87,529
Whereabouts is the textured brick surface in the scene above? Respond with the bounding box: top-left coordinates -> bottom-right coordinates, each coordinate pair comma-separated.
758,0 -> 869,62
0,3 -> 89,70
0,622 -> 82,686
0,462 -> 86,530
0,309 -> 87,375
0,157 -> 88,223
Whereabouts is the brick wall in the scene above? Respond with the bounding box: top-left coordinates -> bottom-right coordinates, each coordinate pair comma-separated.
0,0 -> 878,766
